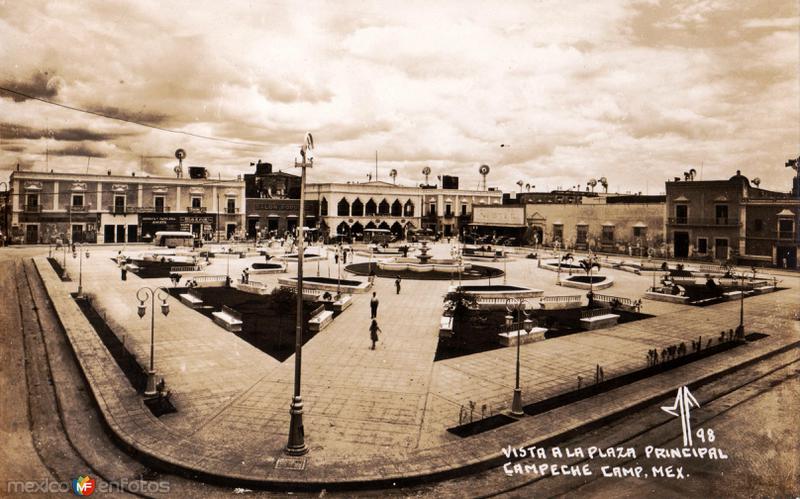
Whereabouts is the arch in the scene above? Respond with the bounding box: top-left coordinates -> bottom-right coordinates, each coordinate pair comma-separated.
390,221 -> 403,237
337,198 -> 350,216
320,197 -> 328,216
391,199 -> 402,217
365,221 -> 377,230
404,199 -> 415,217
378,221 -> 390,230
351,221 -> 364,238
378,198 -> 390,215
365,198 -> 377,216
351,198 -> 364,216
336,221 -> 350,236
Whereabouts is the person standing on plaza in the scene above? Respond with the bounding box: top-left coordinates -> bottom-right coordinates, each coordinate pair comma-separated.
369,319 -> 382,350
395,275 -> 401,294
370,291 -> 379,319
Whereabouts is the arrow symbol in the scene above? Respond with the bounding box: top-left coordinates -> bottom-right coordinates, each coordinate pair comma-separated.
661,386 -> 700,446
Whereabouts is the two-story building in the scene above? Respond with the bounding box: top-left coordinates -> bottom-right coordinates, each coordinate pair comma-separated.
665,170 -> 798,267
8,169 -> 245,244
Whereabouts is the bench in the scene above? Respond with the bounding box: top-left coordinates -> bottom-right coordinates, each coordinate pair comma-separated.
236,281 -> 270,295
579,309 -> 620,330
498,327 -> 548,346
539,295 -> 582,310
439,315 -> 454,338
212,305 -> 243,332
179,289 -> 204,308
308,309 -> 334,332
191,275 -> 228,288
333,294 -> 352,312
170,265 -> 202,273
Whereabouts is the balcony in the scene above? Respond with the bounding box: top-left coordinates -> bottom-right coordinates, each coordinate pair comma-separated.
225,207 -> 239,214
667,217 -> 739,227
68,205 -> 89,213
444,212 -> 454,219
126,206 -> 171,213
23,204 -> 42,213
187,206 -> 207,214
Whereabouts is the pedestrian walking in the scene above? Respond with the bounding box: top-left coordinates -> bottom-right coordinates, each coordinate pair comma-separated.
121,262 -> 128,281
370,292 -> 379,319
369,319 -> 382,350
334,252 -> 339,265
395,275 -> 401,294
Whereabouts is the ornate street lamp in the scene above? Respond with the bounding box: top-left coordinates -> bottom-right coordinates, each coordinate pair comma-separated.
286,132 -> 314,456
505,298 -> 534,417
136,286 -> 170,397
735,269 -> 747,342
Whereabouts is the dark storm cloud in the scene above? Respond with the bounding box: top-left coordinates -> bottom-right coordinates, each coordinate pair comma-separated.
0,70 -> 62,102
0,123 -> 131,142
89,104 -> 171,126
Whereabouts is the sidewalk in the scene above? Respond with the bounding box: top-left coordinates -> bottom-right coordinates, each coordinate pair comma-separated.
35,248 -> 800,488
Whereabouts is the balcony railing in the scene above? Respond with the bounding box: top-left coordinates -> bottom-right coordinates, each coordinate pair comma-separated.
667,217 -> 739,227
225,207 -> 239,214
127,206 -> 171,213
107,205 -> 127,215
24,205 -> 42,212
187,206 -> 207,214
69,205 -> 89,213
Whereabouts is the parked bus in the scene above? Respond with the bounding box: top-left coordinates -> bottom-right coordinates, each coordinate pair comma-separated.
154,231 -> 195,248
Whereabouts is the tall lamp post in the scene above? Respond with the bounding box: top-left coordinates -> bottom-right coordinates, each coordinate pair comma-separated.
286,132 -> 314,456
72,243 -> 90,296
505,298 -> 533,417
735,269 -> 746,341
136,286 -> 170,397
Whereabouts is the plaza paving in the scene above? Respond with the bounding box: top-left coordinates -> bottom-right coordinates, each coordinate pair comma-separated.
40,242 -> 799,486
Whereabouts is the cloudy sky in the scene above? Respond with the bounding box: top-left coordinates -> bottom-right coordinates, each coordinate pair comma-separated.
0,0 -> 797,193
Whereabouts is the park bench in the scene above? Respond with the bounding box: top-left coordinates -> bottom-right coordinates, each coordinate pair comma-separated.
170,265 -> 202,273
498,326 -> 548,346
308,304 -> 333,332
538,295 -> 582,310
212,305 -> 243,332
579,308 -> 620,330
179,288 -> 204,309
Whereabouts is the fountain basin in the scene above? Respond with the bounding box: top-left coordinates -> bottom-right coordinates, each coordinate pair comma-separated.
449,285 -> 544,304
540,259 -> 585,272
559,274 -> 614,290
378,258 -> 471,273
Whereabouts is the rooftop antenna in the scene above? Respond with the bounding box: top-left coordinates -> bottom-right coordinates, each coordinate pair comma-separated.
479,164 -> 490,191
422,166 -> 431,186
599,176 -> 608,193
587,178 -> 597,192
174,148 -> 186,178
390,168 -> 398,185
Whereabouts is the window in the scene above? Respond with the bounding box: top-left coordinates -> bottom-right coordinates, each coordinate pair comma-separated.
429,203 -> 436,216
576,226 -> 588,244
697,238 -> 708,254
226,198 -> 236,213
365,199 -> 377,216
445,204 -> 452,216
154,196 -> 165,212
675,204 -> 688,223
601,226 -> 614,243
779,219 -> 794,239
633,226 -> 646,238
337,198 -> 350,216
320,198 -> 328,216
715,205 -> 728,225
191,197 -> 202,208
114,195 -> 125,213
26,193 -> 39,207
71,194 -> 84,206
351,198 -> 364,216
461,204 -> 468,216
552,224 -> 563,242
753,219 -> 763,232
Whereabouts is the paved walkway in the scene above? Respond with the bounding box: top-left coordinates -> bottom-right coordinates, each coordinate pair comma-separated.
43,244 -> 800,487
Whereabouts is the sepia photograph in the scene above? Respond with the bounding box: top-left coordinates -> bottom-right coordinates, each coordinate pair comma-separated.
0,1 -> 798,497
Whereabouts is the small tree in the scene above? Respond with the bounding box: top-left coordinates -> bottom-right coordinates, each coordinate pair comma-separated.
579,255 -> 601,306
270,286 -> 297,331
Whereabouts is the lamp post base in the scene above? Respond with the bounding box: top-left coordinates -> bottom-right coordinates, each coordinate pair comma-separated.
285,396 -> 308,456
511,388 -> 524,417
735,324 -> 746,342
144,370 -> 157,398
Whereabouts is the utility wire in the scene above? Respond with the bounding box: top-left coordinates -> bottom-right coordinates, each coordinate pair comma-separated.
0,85 -> 265,148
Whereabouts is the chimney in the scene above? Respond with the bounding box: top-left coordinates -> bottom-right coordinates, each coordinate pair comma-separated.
107,170 -> 111,176
132,172 -> 136,177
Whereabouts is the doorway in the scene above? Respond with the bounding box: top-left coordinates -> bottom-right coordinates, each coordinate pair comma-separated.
25,225 -> 38,244
104,225 -> 115,243
116,225 -> 125,243
777,246 -> 796,268
714,238 -> 728,261
673,231 -> 689,258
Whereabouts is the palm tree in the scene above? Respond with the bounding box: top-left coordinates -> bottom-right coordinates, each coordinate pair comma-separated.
557,252 -> 573,284
444,289 -> 478,323
579,255 -> 601,306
